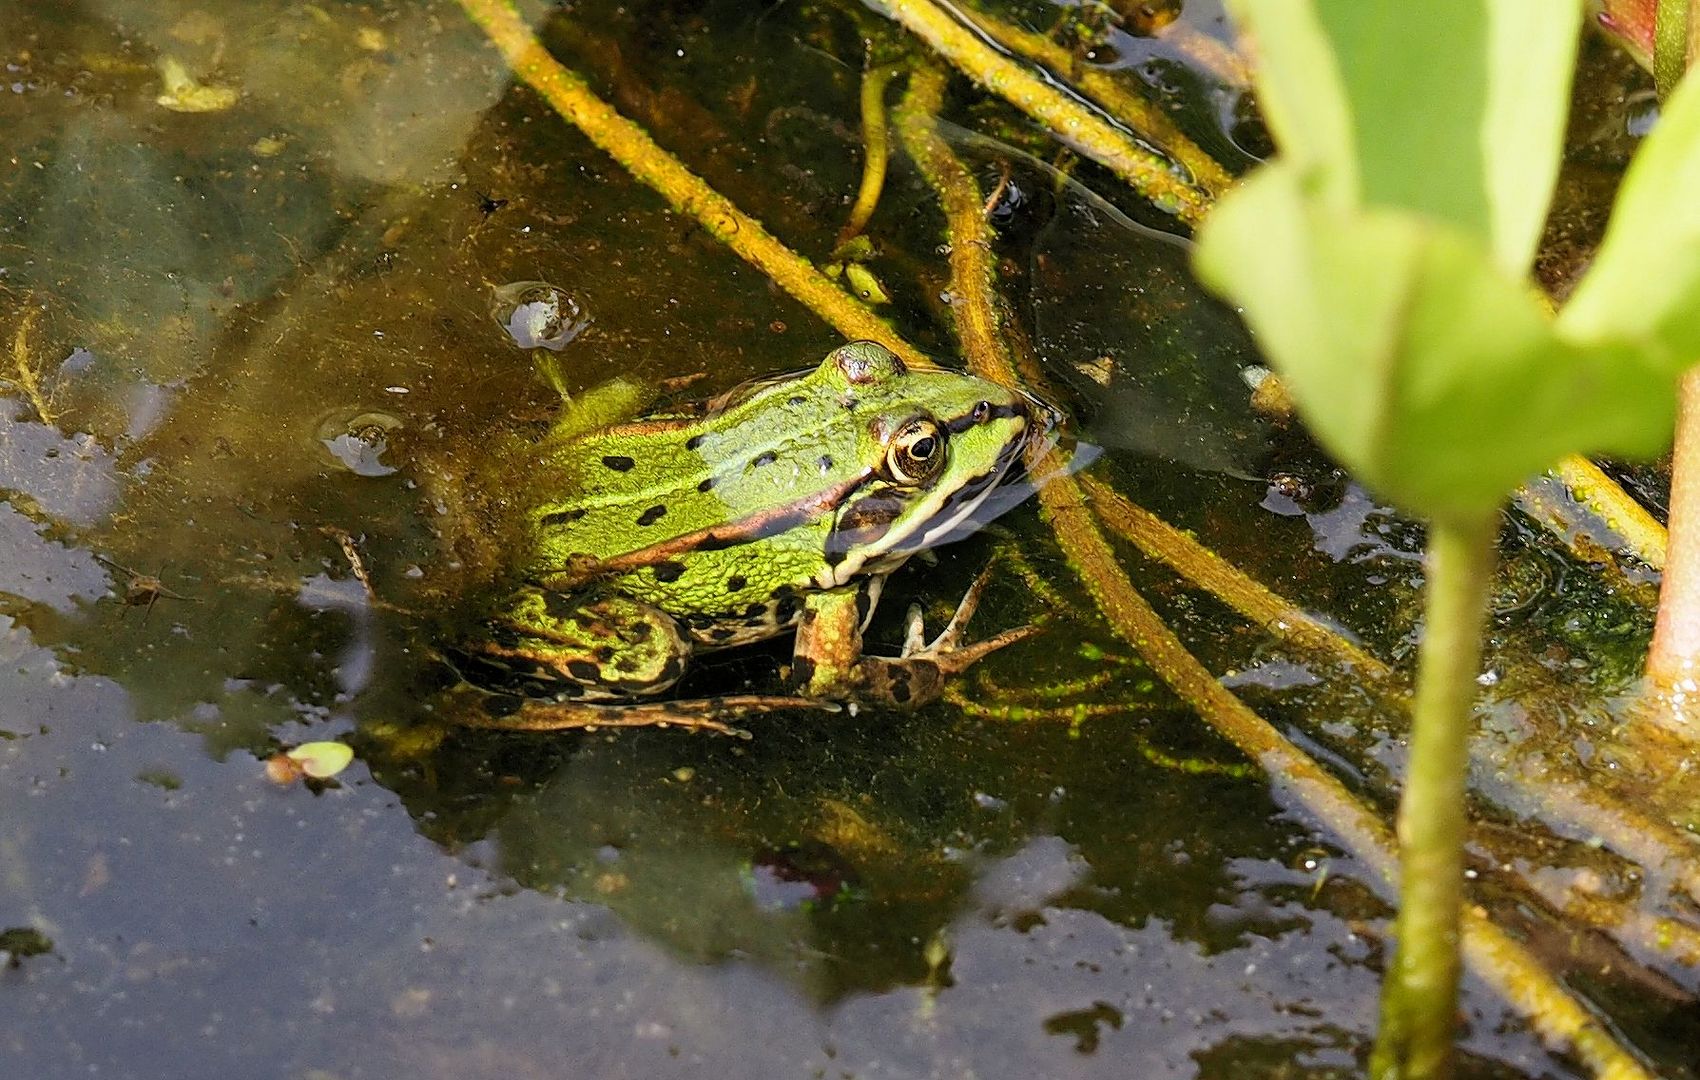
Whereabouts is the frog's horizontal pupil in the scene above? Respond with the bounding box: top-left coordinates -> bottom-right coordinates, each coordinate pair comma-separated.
637,505 -> 668,527
910,437 -> 936,459
602,455 -> 636,471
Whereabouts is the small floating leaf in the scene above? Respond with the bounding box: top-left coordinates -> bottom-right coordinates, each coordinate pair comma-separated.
844,263 -> 890,304
286,741 -> 354,779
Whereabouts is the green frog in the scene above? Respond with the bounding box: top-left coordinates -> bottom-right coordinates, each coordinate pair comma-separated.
446,341 -> 1056,735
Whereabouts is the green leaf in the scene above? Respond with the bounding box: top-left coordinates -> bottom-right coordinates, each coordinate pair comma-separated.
286,741 -> 355,780
1560,66 -> 1700,365
1195,164 -> 1675,522
1220,0 -> 1356,209
1227,0 -> 1583,274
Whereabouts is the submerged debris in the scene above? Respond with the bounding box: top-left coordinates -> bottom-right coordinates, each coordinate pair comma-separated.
0,927 -> 53,968
155,57 -> 239,113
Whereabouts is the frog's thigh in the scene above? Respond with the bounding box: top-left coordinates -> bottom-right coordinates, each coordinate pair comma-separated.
487,588 -> 692,700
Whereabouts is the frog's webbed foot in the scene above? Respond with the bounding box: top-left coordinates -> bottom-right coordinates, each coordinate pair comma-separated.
440,684 -> 836,739
796,563 -> 1040,709
898,560 -> 1039,669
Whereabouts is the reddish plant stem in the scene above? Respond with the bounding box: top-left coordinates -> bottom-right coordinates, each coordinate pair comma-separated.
1647,367 -> 1700,695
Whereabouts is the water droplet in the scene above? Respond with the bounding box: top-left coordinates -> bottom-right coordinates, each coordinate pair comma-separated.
490,280 -> 590,351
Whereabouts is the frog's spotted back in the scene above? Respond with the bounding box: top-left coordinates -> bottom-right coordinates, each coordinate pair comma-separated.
527,342 -> 1052,615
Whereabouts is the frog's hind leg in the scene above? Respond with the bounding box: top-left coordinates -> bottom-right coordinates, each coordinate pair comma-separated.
793,563 -> 1040,709
897,561 -> 1040,672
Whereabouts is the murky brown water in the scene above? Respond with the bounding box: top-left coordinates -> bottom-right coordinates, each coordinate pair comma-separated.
1,2 -> 1694,1077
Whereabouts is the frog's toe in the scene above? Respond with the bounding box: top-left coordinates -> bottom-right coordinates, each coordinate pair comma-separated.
902,620 -> 1042,676
898,560 -> 1038,670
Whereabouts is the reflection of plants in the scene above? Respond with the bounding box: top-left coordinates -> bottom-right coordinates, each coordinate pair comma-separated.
445,0 -> 1686,1074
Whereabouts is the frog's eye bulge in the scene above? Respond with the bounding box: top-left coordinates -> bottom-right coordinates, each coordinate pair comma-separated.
884,416 -> 948,486
828,340 -> 905,385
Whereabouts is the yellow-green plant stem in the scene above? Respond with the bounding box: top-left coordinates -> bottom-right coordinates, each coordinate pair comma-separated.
900,71 -> 1651,1080
867,0 -> 1212,225
1552,455 -> 1668,569
1495,751 -> 1700,906
838,64 -> 899,247
959,6 -> 1234,196
1372,511 -> 1500,1080
1080,474 -> 1393,680
454,0 -> 931,370
1524,870 -> 1700,969
1654,0 -> 1693,99
894,64 -> 1010,360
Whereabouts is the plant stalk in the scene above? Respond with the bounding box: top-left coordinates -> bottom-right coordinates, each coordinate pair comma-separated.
1372,511 -> 1501,1080
1646,367 -> 1700,701
1549,456 -> 1668,569
1655,0 -> 1693,98
865,0 -> 1213,224
838,64 -> 898,247
957,6 -> 1234,196
453,0 -> 931,369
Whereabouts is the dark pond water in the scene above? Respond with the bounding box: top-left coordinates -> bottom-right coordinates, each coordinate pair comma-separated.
1,1 -> 1695,1077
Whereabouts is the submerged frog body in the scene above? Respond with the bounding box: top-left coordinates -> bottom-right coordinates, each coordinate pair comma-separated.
455,341 -> 1055,732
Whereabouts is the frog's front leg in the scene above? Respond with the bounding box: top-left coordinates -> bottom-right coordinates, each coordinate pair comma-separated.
791,567 -> 1039,708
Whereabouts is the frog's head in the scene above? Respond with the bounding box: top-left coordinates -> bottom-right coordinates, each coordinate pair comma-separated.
818,341 -> 1056,583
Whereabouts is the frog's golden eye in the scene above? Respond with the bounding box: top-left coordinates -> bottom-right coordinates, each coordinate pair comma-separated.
884,417 -> 947,486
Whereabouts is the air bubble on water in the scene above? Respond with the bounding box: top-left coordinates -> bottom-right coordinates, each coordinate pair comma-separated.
490,280 -> 590,351
314,409 -> 404,477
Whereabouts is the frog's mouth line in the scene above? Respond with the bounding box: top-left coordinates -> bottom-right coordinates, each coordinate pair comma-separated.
905,426 -> 1043,553
821,415 -> 1052,587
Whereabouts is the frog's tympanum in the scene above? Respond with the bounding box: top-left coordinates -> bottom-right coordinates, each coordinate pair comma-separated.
450,341 -> 1056,733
